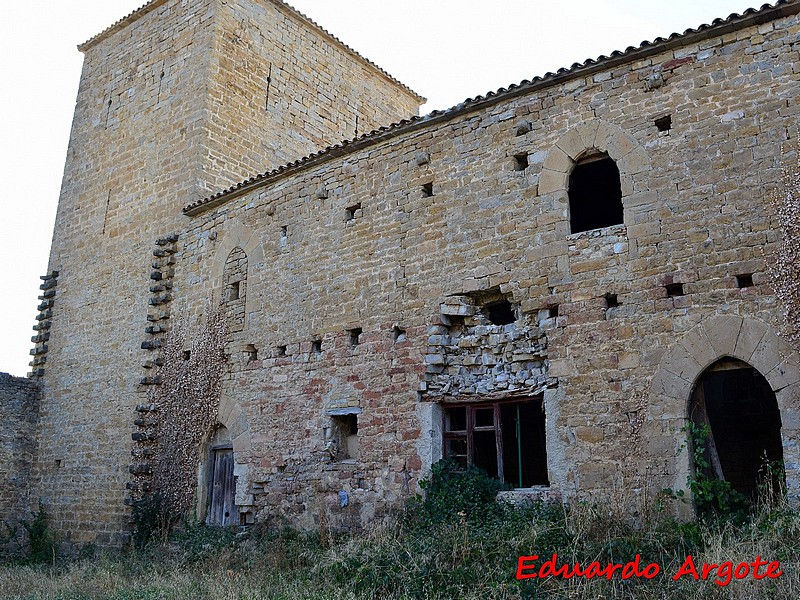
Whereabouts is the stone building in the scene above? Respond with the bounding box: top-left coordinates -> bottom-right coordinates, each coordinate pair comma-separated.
2,0 -> 800,547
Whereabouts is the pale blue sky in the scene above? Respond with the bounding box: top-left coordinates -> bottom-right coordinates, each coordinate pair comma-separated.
0,0 -> 758,375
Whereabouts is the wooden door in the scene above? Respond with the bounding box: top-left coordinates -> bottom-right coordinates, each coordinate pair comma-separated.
207,447 -> 236,526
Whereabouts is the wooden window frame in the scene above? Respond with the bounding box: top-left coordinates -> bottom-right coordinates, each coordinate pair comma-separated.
442,397 -> 547,488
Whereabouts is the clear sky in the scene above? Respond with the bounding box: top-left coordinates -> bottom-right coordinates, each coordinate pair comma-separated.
0,0 -> 759,376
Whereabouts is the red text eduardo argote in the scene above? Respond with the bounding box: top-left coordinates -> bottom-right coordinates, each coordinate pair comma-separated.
516,554 -> 782,587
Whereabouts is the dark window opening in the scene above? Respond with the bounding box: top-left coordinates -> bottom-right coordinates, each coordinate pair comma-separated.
666,283 -> 685,297
393,325 -> 407,342
655,115 -> 672,132
604,293 -> 619,308
485,300 -> 515,325
311,339 -> 322,354
330,414 -> 359,460
443,399 -> 549,487
245,344 -> 257,362
345,203 -> 362,222
689,358 -> 784,501
548,304 -> 559,318
348,327 -> 363,346
276,345 -> 287,357
513,153 -> 529,171
225,281 -> 240,302
422,182 -> 434,198
280,225 -> 288,239
568,153 -> 623,234
736,274 -> 754,289
183,350 -> 191,361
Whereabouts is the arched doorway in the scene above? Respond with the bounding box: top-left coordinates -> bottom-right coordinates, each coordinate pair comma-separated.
199,425 -> 237,526
688,358 -> 784,499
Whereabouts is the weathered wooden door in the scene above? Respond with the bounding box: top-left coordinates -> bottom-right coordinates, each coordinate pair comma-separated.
206,447 -> 236,526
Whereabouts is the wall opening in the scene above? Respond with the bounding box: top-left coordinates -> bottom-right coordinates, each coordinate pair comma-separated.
666,283 -> 685,297
568,153 -> 623,234
348,327 -> 363,346
326,411 -> 360,461
484,300 -> 515,325
513,153 -> 529,171
736,274 -> 754,289
442,398 -> 548,487
688,358 -> 784,500
223,247 -> 247,332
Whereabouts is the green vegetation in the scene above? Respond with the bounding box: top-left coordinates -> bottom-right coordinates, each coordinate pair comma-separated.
1,463 -> 798,599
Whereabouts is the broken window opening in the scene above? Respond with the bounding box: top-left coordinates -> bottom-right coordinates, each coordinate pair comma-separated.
443,398 -> 549,488
736,274 -> 754,289
485,300 -> 515,326
348,327 -> 363,346
421,182 -> 434,198
689,358 -> 784,501
568,153 -> 623,234
327,412 -> 359,461
665,283 -> 685,297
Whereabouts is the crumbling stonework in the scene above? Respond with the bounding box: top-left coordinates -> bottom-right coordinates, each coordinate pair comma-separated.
12,0 -> 800,546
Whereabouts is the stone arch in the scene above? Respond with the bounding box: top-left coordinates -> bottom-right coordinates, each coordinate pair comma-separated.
647,315 -> 800,505
538,119 -> 652,231
210,218 -> 265,329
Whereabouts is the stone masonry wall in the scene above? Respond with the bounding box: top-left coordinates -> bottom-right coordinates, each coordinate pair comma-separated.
0,374 -> 39,531
34,0 -> 421,547
172,7 -> 800,526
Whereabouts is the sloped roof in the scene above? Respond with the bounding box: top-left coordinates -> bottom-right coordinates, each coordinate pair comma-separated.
184,0 -> 799,216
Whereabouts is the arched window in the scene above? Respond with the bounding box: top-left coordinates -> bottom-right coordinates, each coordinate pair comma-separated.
568,153 -> 623,234
223,247 -> 247,332
688,358 -> 784,500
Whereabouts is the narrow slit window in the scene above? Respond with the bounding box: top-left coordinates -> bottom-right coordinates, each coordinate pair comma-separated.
568,153 -> 623,234
311,339 -> 322,354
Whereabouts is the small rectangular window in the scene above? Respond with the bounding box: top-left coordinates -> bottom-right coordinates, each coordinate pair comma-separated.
311,339 -> 322,354
345,203 -> 362,222
348,327 -> 362,346
736,274 -> 754,289
421,182 -> 434,198
665,283 -> 684,297
513,153 -> 529,171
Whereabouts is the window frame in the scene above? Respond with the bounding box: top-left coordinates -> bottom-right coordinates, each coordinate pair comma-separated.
442,397 -> 548,488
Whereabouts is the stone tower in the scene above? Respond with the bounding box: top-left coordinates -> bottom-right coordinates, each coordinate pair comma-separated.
31,0 -> 422,546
